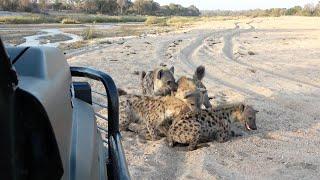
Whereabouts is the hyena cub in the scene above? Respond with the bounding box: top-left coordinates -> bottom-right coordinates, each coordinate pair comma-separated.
141,66 -> 177,96
175,66 -> 212,109
167,103 -> 258,150
140,65 -> 212,109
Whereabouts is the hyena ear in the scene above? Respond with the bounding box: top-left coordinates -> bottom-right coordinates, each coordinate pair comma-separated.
194,65 -> 205,81
157,69 -> 163,79
169,66 -> 174,74
141,71 -> 146,79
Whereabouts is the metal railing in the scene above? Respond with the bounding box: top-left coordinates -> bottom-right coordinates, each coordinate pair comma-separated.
92,91 -> 109,137
70,66 -> 130,180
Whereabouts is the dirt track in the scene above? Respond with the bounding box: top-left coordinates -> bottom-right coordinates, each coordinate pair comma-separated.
69,16 -> 320,180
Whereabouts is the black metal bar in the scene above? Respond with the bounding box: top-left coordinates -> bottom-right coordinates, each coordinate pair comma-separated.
70,66 -> 130,180
109,133 -> 131,180
12,47 -> 30,64
70,67 -> 119,136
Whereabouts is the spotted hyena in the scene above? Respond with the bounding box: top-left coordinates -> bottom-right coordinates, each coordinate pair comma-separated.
167,103 -> 258,150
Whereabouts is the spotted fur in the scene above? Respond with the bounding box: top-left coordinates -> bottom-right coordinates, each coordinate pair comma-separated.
119,95 -> 192,140
140,65 -> 212,110
174,66 -> 212,109
141,66 -> 176,96
167,103 -> 258,150
119,75 -> 207,139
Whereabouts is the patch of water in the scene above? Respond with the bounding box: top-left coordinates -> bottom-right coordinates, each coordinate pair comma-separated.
19,28 -> 82,47
88,24 -> 115,29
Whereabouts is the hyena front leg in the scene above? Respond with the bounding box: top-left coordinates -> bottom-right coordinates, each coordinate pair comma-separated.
187,124 -> 201,151
167,126 -> 175,147
119,100 -> 132,131
216,129 -> 230,143
145,119 -> 159,141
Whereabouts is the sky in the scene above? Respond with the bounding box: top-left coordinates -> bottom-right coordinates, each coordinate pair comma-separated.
156,0 -> 319,10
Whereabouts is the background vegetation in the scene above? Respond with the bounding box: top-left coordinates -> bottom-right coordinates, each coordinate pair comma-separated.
202,2 -> 320,17
0,0 -> 200,16
0,14 -> 147,24
0,1 -> 319,25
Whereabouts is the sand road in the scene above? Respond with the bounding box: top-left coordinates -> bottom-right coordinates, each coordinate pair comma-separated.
68,16 -> 320,180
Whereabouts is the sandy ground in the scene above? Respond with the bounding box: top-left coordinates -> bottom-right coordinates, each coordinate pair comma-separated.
68,16 -> 320,180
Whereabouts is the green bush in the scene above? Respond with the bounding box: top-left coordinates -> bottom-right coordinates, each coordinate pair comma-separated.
0,14 -> 147,24
66,15 -> 147,24
0,15 -> 60,24
82,26 -> 100,40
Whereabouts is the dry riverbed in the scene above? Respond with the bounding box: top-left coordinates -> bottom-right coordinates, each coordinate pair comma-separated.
0,22 -> 178,52
68,16 -> 320,180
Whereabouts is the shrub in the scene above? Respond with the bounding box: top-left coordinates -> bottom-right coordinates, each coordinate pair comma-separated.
0,14 -> 146,24
166,16 -> 198,27
61,18 -> 80,24
145,16 -> 167,26
83,26 -> 99,40
0,15 -> 59,24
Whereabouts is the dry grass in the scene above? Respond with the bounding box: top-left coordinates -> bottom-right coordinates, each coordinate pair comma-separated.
58,40 -> 90,51
61,18 -> 80,24
63,24 -> 174,39
145,16 -> 168,26
143,16 -> 237,28
0,13 -> 147,24
0,15 -> 60,24
61,15 -> 146,23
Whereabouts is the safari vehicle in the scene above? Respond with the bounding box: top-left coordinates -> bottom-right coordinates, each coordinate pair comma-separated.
0,38 -> 130,180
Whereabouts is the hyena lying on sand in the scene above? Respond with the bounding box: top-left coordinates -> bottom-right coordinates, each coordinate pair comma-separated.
167,103 -> 258,150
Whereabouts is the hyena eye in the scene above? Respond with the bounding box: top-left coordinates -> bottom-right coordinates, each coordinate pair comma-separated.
167,81 -> 172,85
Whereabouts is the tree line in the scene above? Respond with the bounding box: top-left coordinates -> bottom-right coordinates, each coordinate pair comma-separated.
202,2 -> 320,17
1,1 -> 320,17
0,0 -> 200,16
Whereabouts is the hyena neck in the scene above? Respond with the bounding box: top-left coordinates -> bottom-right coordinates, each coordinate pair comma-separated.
212,103 -> 244,123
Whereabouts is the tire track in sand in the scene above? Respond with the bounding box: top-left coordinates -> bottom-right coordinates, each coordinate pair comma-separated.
175,23 -> 272,100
